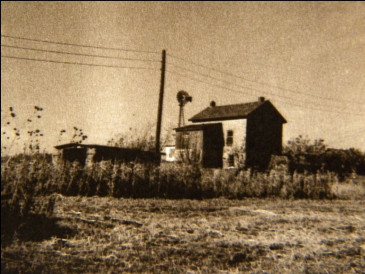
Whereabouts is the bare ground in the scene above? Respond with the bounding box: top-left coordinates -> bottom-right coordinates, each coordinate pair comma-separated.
2,197 -> 365,273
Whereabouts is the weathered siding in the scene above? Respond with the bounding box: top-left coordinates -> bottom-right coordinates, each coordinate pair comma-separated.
221,119 -> 246,168
175,130 -> 204,163
245,103 -> 284,169
60,147 -> 87,165
175,123 -> 224,168
202,124 -> 224,168
193,120 -> 246,168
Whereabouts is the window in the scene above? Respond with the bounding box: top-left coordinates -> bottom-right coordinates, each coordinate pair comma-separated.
228,154 -> 235,167
182,132 -> 190,149
226,130 -> 233,146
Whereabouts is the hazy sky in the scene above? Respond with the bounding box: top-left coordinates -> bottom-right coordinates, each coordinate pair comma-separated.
1,2 -> 365,154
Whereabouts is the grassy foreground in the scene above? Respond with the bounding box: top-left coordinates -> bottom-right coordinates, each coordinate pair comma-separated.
1,197 -> 364,273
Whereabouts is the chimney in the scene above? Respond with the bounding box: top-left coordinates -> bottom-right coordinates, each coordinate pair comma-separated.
210,101 -> 216,107
259,96 -> 265,102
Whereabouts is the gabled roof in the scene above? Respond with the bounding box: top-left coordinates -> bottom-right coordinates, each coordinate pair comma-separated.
189,101 -> 263,122
189,100 -> 286,123
174,123 -> 222,132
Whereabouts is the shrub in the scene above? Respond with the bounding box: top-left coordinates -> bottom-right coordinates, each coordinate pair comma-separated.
284,135 -> 365,178
322,148 -> 365,178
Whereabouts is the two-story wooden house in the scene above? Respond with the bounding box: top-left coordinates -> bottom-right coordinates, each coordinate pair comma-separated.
174,97 -> 287,169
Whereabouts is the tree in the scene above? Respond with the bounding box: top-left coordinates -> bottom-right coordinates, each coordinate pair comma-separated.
284,135 -> 327,156
284,135 -> 327,173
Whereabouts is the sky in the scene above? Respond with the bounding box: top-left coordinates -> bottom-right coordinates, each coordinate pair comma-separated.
1,2 -> 365,154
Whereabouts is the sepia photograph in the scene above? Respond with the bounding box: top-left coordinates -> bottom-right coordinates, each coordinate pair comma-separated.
1,2 -> 365,273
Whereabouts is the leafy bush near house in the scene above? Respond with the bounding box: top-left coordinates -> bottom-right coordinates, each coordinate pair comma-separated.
284,135 -> 365,178
322,148 -> 365,176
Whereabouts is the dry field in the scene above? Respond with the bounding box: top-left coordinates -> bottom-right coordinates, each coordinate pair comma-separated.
2,196 -> 365,273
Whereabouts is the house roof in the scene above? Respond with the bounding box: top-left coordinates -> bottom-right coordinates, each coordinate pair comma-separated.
174,123 -> 222,132
189,100 -> 286,123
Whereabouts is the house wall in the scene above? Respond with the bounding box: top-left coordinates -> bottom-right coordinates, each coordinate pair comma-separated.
60,147 -> 87,165
175,130 -> 204,163
245,104 -> 284,169
176,121 -> 246,168
202,124 -> 224,168
221,119 -> 246,167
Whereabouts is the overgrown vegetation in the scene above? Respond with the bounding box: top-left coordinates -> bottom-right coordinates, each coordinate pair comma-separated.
1,153 -> 74,247
1,105 -> 86,247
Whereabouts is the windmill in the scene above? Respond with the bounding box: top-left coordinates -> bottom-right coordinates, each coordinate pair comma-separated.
177,90 -> 192,127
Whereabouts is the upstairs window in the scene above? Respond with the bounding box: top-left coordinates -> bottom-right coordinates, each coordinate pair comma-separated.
226,130 -> 233,146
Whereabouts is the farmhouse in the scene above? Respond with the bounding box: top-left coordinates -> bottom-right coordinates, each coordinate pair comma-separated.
174,97 -> 287,169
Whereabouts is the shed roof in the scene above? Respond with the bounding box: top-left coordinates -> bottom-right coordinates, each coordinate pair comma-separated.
54,143 -> 155,153
189,100 -> 286,123
174,123 -> 222,132
54,143 -> 115,150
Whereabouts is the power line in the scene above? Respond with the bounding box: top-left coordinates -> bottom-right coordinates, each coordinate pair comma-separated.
166,69 -> 365,117
4,51 -> 360,116
167,63 -> 365,114
1,44 -> 161,63
1,34 -> 159,54
1,55 -> 159,71
168,62 -> 298,101
167,53 -> 365,106
167,69 -> 253,96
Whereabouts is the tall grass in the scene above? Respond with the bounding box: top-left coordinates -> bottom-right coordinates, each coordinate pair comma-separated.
1,156 -> 343,201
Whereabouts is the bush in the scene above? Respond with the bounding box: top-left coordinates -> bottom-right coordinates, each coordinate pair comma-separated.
284,135 -> 365,178
322,148 -> 365,178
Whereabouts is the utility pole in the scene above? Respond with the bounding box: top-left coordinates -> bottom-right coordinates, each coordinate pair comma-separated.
155,50 -> 166,160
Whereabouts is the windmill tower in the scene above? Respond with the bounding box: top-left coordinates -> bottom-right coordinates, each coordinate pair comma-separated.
177,90 -> 192,127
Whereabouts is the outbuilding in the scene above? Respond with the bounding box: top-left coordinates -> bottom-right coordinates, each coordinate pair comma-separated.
54,143 -> 159,166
